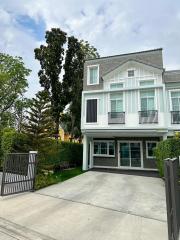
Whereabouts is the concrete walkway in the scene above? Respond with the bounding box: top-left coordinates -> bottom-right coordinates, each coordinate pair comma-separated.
0,171 -> 168,240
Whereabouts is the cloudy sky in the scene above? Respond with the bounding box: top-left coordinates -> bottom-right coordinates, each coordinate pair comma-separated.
1,0 -> 180,97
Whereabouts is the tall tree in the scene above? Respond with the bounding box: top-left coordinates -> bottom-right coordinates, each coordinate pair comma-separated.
0,53 -> 30,127
34,28 -> 67,134
62,38 -> 99,139
24,91 -> 54,147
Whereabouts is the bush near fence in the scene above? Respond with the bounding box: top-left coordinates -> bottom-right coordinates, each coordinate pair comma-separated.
37,140 -> 83,172
154,137 -> 180,177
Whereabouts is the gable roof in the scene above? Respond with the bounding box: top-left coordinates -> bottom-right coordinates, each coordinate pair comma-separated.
85,48 -> 163,78
102,58 -> 163,78
164,70 -> 180,83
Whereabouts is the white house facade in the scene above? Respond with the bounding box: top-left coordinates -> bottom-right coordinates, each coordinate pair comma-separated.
81,48 -> 180,171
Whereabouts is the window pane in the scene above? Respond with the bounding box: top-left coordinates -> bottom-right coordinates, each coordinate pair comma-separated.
147,142 -> 157,157
141,98 -> 147,111
116,100 -> 123,112
172,98 -> 180,111
111,100 -> 116,112
130,143 -> 141,167
140,90 -> 154,98
109,142 -> 115,155
128,70 -> 134,77
110,83 -> 123,89
94,142 -> 100,154
140,80 -> 154,86
171,92 -> 180,98
147,98 -> 155,110
100,142 -> 107,154
120,143 -> 130,166
89,67 -> 98,84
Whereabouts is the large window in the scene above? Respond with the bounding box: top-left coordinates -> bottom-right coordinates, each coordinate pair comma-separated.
86,99 -> 97,123
171,91 -> 180,111
140,90 -> 155,111
88,65 -> 99,85
110,93 -> 123,112
146,141 -> 157,158
93,141 -> 115,156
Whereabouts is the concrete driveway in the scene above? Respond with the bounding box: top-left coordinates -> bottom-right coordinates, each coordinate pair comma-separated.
0,171 -> 168,240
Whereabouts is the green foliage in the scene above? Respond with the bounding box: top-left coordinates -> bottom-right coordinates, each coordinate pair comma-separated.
34,28 -> 67,133
1,128 -> 31,155
35,167 -> 83,190
0,53 -> 30,125
154,137 -> 180,176
23,90 -> 54,147
62,37 -> 99,139
37,140 -> 83,172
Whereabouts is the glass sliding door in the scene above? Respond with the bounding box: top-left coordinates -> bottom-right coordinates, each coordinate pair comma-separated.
119,142 -> 142,168
120,143 -> 130,166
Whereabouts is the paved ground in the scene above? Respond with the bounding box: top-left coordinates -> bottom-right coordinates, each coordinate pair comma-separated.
0,171 -> 168,240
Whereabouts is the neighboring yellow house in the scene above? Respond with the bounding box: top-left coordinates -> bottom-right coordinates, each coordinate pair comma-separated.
59,127 -> 72,142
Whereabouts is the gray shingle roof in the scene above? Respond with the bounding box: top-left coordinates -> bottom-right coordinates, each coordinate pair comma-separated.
84,48 -> 163,78
164,70 -> 180,83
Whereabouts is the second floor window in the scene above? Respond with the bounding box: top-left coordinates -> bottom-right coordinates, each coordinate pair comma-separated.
140,90 -> 155,111
171,91 -> 180,111
86,99 -> 97,123
88,65 -> 99,85
110,93 -> 123,112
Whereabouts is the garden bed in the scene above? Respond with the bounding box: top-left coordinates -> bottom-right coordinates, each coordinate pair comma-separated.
35,167 -> 83,190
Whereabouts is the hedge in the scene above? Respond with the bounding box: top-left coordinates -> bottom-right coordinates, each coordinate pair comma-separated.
37,140 -> 83,172
154,137 -> 180,177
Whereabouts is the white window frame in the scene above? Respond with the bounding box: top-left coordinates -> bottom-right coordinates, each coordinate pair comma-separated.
169,89 -> 180,111
110,81 -> 124,89
138,79 -> 155,87
85,98 -> 99,124
146,141 -> 158,159
87,65 -> 99,85
109,92 -> 125,113
118,141 -> 143,168
127,68 -> 135,78
138,89 -> 157,111
93,140 -> 115,157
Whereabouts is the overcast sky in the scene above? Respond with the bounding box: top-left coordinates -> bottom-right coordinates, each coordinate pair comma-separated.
1,0 -> 180,97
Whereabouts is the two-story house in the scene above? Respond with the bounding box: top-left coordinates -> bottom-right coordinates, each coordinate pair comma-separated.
81,48 -> 180,171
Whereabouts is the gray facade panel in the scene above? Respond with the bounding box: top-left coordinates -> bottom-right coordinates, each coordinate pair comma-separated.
164,70 -> 180,83
83,49 -> 163,91
93,157 -> 118,167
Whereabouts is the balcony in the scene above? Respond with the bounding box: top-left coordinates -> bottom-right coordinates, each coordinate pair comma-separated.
171,111 -> 180,124
108,112 -> 125,124
139,110 -> 158,124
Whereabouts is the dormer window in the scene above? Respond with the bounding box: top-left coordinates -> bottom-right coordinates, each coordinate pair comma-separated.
128,70 -> 135,77
87,65 -> 99,85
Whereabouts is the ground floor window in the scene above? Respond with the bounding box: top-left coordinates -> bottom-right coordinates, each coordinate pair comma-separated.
93,141 -> 115,156
146,141 -> 157,158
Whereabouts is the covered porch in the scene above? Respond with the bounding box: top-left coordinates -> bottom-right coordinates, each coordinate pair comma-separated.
82,129 -> 168,171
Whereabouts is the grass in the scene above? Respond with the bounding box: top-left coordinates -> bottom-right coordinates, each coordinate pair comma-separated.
35,167 -> 83,190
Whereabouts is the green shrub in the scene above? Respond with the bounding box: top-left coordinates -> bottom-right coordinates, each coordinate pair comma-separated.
154,137 -> 180,177
37,141 -> 83,172
1,128 -> 31,154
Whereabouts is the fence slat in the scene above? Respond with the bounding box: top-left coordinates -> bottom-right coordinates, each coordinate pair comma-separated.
0,152 -> 37,196
164,158 -> 180,240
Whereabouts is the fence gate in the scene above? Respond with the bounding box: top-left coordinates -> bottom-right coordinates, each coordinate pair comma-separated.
0,151 -> 37,196
164,158 -> 180,240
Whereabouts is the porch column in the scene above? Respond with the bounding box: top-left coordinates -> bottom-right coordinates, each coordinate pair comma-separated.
89,139 -> 93,169
163,134 -> 168,140
83,134 -> 89,171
